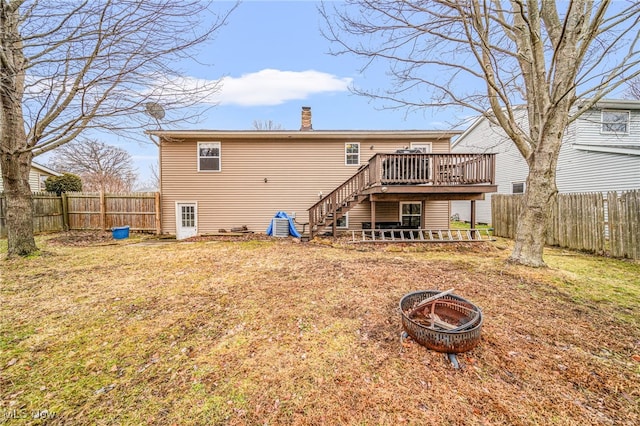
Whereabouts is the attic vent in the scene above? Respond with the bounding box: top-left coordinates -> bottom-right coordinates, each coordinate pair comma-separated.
272,218 -> 290,237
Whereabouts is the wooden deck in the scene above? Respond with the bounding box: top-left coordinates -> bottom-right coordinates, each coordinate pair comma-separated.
370,152 -> 495,186
308,153 -> 497,238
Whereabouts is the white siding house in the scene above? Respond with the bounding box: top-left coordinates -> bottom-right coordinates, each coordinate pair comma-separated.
0,162 -> 60,192
451,99 -> 640,224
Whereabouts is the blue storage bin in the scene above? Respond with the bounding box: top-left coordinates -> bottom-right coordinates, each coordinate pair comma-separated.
112,226 -> 130,239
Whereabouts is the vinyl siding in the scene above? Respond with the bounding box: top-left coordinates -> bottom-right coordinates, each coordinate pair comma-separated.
575,108 -> 640,148
451,104 -> 640,225
161,136 -> 452,235
556,146 -> 640,193
338,199 -> 448,231
451,112 -> 529,224
424,201 -> 450,229
29,170 -> 45,192
0,166 -> 53,192
560,107 -> 640,192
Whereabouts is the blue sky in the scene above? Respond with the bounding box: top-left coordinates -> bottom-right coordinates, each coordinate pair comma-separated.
36,0 -> 637,186
107,0 -> 466,185
184,1 -> 459,131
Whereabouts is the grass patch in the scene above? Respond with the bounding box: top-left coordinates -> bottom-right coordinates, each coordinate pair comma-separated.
450,220 -> 493,230
1,233 -> 639,425
545,251 -> 640,324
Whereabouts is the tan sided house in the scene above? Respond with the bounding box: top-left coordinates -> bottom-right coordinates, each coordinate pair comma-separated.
151,108 -> 497,240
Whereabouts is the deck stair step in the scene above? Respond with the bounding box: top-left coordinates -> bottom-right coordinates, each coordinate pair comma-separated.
308,164 -> 372,237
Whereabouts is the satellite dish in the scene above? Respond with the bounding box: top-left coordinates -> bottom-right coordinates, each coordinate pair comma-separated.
145,102 -> 165,120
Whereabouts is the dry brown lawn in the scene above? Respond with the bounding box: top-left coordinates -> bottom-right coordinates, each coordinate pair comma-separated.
1,233 -> 639,425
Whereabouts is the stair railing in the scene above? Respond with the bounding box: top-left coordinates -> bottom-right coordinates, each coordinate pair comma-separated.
308,164 -> 371,238
306,153 -> 495,238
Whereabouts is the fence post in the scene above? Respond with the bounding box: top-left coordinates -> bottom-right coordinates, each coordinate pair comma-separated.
155,192 -> 161,235
100,191 -> 106,231
61,192 -> 69,231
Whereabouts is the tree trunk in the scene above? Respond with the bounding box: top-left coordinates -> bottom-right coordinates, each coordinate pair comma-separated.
1,150 -> 37,257
1,4 -> 37,257
508,137 -> 561,267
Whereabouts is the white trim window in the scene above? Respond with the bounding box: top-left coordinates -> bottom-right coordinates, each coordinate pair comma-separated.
512,181 -> 525,194
410,143 -> 432,153
198,142 -> 221,172
601,110 -> 630,134
400,202 -> 422,228
336,213 -> 349,229
345,142 -> 360,165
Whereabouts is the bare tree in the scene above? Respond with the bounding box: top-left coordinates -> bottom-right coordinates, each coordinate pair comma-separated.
626,76 -> 640,99
48,139 -> 138,193
252,120 -> 283,130
148,163 -> 160,190
0,0 -> 236,257
321,0 -> 640,266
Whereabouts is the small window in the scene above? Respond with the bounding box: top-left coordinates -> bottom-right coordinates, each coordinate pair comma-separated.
601,110 -> 629,134
400,202 -> 422,228
345,143 -> 360,165
512,182 -> 525,194
198,142 -> 221,171
39,174 -> 48,191
336,213 -> 349,229
410,143 -> 432,153
181,204 -> 196,227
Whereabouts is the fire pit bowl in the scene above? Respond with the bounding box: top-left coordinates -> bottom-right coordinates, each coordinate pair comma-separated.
400,290 -> 483,353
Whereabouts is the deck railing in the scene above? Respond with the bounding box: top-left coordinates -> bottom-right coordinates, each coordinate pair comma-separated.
308,153 -> 495,238
308,164 -> 371,236
369,153 -> 495,186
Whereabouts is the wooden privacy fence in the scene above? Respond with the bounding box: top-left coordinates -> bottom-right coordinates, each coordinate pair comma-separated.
608,190 -> 640,259
492,190 -> 640,259
0,192 -> 160,237
0,192 -> 65,236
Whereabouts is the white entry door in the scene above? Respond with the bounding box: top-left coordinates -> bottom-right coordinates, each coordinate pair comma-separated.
176,202 -> 197,240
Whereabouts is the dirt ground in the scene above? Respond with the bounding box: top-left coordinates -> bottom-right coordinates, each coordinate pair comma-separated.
2,233 -> 639,425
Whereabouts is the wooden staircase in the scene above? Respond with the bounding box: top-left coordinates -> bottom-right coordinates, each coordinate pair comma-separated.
308,164 -> 371,238
306,152 -> 497,239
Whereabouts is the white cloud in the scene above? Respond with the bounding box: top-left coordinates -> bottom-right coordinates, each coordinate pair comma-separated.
210,69 -> 352,106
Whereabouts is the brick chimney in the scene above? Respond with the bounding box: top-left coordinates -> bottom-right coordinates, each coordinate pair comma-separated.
300,106 -> 312,131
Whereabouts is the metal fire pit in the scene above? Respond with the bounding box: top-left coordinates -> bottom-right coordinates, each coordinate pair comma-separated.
400,290 -> 483,353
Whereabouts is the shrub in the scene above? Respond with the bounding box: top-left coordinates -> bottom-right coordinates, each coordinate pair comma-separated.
45,173 -> 82,195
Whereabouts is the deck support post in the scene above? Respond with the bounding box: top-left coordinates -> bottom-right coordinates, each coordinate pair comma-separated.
470,200 -> 476,239
370,200 -> 376,231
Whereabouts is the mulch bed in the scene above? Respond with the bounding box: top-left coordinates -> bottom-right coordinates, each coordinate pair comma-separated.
46,231 -> 119,247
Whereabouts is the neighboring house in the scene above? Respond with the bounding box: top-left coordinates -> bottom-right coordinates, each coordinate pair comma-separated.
451,99 -> 640,224
151,107 -> 496,239
0,161 -> 60,192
